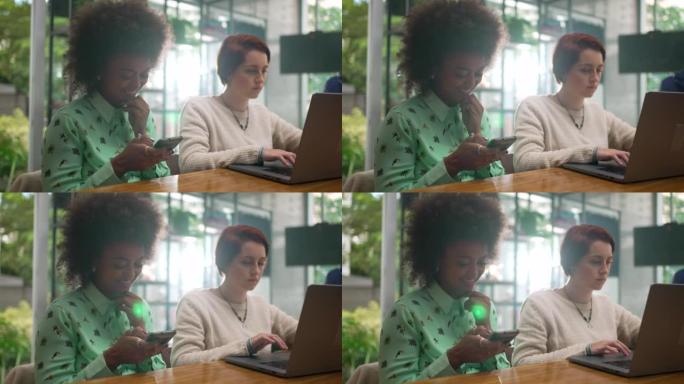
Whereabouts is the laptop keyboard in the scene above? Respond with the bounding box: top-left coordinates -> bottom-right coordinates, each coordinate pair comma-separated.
605,359 -> 632,369
597,162 -> 626,175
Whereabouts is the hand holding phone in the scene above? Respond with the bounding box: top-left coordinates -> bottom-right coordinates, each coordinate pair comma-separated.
153,136 -> 183,151
486,136 -> 517,152
488,330 -> 519,344
146,330 -> 176,345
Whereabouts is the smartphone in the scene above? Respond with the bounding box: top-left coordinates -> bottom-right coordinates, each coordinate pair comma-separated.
153,136 -> 183,151
486,136 -> 517,152
146,330 -> 176,345
488,330 -> 519,344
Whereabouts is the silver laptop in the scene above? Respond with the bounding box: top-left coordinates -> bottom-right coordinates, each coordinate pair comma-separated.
562,92 -> 684,183
224,284 -> 341,377
228,93 -> 341,184
568,284 -> 684,377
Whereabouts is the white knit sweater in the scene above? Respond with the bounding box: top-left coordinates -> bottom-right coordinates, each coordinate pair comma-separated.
513,95 -> 636,172
179,96 -> 302,173
170,288 -> 298,367
511,289 -> 641,366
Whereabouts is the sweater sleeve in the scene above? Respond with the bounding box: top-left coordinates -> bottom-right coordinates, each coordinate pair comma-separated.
269,304 -> 299,347
615,304 -> 641,349
170,296 -> 249,366
605,110 -> 636,151
513,100 -> 595,172
179,100 -> 261,173
270,110 -> 302,153
512,298 -> 586,366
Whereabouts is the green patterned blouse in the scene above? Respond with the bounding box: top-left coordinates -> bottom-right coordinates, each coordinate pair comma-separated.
35,284 -> 166,383
378,282 -> 510,384
373,91 -> 504,191
41,92 -> 170,191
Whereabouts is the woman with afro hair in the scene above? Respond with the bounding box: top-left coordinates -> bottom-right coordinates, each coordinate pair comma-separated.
42,0 -> 173,191
35,194 -> 167,383
379,194 -> 511,383
374,0 -> 508,191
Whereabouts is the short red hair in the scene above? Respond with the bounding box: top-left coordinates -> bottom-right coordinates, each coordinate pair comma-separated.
552,33 -> 605,83
216,34 -> 270,85
560,224 -> 614,275
215,225 -> 269,274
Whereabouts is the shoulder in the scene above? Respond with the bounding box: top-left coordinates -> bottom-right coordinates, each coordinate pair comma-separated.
183,96 -> 221,112
518,95 -> 555,112
392,287 -> 430,314
523,289 -> 560,309
45,289 -> 86,320
178,288 -> 218,309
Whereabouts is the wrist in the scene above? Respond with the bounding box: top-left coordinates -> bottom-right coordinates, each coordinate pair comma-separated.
111,156 -> 126,177
444,157 -> 463,178
447,346 -> 464,370
585,343 -> 593,356
103,348 -> 120,371
592,147 -> 599,163
257,147 -> 264,165
246,337 -> 255,356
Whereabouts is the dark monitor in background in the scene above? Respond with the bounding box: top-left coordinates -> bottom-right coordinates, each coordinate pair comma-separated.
280,31 -> 342,74
286,223 -> 341,266
634,223 -> 684,266
619,30 -> 684,73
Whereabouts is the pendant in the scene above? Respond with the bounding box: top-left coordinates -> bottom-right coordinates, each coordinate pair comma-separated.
587,322 -> 592,329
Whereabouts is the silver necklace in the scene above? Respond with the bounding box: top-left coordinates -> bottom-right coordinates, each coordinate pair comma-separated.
556,94 -> 585,129
563,287 -> 592,328
220,286 -> 248,325
221,95 -> 249,131
230,108 -> 249,131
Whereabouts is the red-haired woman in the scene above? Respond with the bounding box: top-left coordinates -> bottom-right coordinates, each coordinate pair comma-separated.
179,34 -> 301,172
513,33 -> 636,171
171,225 -> 297,366
512,225 -> 641,365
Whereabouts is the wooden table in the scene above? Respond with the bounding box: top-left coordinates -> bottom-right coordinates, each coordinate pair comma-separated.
84,169 -> 342,192
415,360 -> 684,384
412,167 -> 684,192
86,361 -> 341,384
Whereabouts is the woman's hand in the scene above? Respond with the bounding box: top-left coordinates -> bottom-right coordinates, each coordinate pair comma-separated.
446,331 -> 507,369
111,138 -> 171,177
115,292 -> 146,329
263,149 -> 296,168
124,96 -> 150,137
444,135 -> 499,177
596,148 -> 630,167
464,292 -> 493,328
103,326 -> 165,370
248,333 -> 289,354
590,339 -> 632,356
460,94 -> 484,136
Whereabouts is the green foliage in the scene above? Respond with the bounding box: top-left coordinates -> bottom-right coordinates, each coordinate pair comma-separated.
0,0 -> 31,94
0,194 -> 34,286
342,301 -> 381,382
342,0 -> 368,92
342,108 -> 366,179
0,109 -> 29,190
343,193 -> 381,285
309,2 -> 342,31
0,301 -> 32,382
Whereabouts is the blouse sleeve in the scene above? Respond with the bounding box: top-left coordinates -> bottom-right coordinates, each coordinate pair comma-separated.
35,304 -> 113,384
41,112 -> 122,191
378,303 -> 457,384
